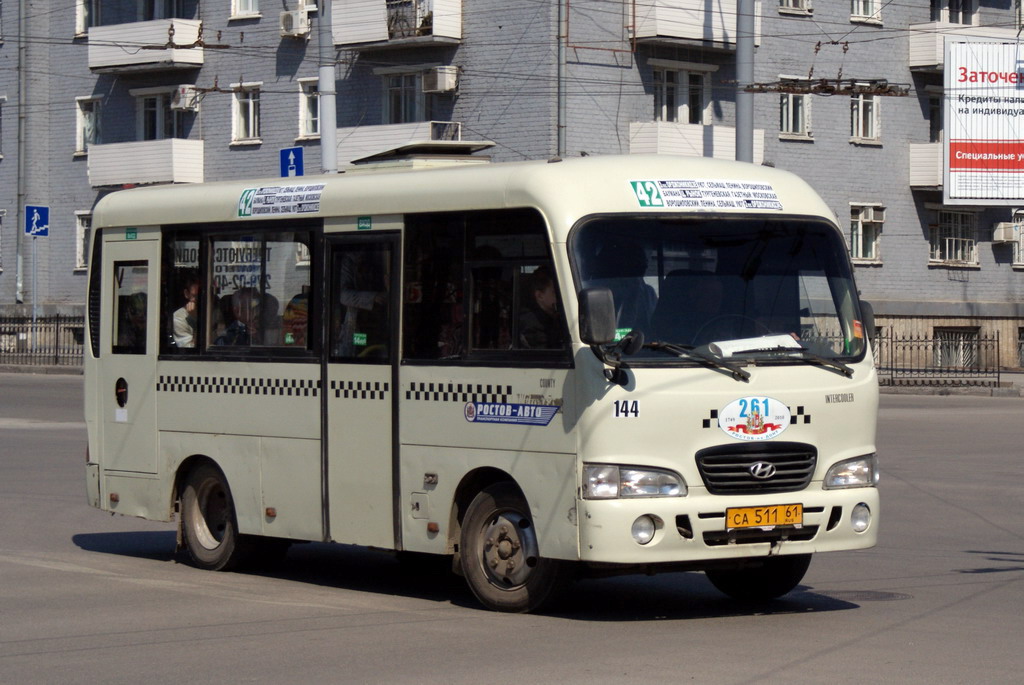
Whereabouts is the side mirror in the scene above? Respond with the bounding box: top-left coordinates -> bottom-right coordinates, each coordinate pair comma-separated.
860,299 -> 876,348
578,287 -> 617,345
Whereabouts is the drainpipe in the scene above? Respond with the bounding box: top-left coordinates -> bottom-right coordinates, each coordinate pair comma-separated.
318,0 -> 338,173
556,0 -> 567,157
735,0 -> 755,163
15,0 -> 28,303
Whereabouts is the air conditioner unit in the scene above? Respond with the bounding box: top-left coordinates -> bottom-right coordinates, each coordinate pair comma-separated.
861,206 -> 885,223
170,84 -> 200,112
422,66 -> 458,94
280,9 -> 310,38
992,222 -> 1020,243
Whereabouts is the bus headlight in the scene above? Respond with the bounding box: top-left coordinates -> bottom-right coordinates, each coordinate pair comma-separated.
583,464 -> 686,499
824,454 -> 878,489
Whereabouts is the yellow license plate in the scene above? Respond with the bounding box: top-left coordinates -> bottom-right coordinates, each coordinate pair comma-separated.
726,504 -> 803,530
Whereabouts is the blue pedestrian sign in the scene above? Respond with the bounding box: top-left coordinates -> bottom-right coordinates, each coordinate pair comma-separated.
280,147 -> 304,178
25,205 -> 50,237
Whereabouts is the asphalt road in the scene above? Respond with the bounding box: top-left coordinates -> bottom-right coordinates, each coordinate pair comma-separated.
1,373 -> 1021,684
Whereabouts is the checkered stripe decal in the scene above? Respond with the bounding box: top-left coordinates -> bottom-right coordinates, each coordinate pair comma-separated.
405,382 -> 512,404
157,375 -> 320,397
331,380 -> 389,400
701,406 -> 812,428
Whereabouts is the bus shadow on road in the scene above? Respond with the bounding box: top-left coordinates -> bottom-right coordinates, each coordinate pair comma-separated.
72,530 -> 178,562
72,531 -> 860,619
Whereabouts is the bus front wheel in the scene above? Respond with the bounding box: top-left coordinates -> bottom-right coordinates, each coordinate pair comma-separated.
704,554 -> 811,601
460,482 -> 571,613
181,464 -> 252,572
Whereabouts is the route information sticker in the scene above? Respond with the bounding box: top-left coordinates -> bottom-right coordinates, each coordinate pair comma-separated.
238,183 -> 325,217
630,179 -> 783,211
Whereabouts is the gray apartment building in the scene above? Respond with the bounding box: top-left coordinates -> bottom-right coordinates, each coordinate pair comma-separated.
1,1 -> 1023,367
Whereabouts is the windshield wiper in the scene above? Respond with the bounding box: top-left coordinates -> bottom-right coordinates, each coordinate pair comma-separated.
645,341 -> 751,382
724,344 -> 854,378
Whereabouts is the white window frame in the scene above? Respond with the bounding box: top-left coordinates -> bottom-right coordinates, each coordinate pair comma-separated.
779,77 -> 811,139
931,1 -> 976,25
75,0 -> 100,36
75,96 -> 102,154
850,204 -> 884,263
850,91 -> 880,143
231,82 -> 262,144
75,212 -> 92,271
930,209 -> 978,266
130,87 -> 183,141
0,96 -> 5,159
779,0 -> 812,15
298,78 -> 320,139
1011,218 -> 1024,267
648,59 -> 716,126
231,0 -> 260,19
851,0 -> 881,24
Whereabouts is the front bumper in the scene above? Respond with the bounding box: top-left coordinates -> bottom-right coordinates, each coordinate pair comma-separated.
578,485 -> 878,565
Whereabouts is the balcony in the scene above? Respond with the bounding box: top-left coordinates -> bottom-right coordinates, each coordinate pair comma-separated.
333,0 -> 461,49
89,19 -> 203,73
909,22 -> 1020,71
87,139 -> 204,187
629,122 -> 764,164
337,121 -> 469,164
909,142 -> 942,188
631,0 -> 761,50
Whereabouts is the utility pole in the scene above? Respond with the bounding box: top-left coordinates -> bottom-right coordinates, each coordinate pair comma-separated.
735,0 -> 755,164
317,1 -> 338,174
556,0 -> 567,157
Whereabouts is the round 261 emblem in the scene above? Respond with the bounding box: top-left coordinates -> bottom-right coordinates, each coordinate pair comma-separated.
718,396 -> 790,441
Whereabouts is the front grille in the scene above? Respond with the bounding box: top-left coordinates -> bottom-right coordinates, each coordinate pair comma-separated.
696,442 -> 817,494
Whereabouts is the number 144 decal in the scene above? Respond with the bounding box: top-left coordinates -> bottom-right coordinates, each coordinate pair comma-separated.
613,400 -> 639,418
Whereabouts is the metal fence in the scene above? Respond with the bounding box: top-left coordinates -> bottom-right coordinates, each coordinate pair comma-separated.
874,330 -> 1001,387
0,316 -> 86,367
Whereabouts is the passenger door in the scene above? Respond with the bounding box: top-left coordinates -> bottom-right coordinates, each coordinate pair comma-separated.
99,229 -> 161,474
325,234 -> 400,548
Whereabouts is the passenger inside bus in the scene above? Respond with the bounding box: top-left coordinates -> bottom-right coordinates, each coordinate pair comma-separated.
171,270 -> 200,348
591,240 -> 658,334
518,266 -> 563,349
215,287 -> 261,346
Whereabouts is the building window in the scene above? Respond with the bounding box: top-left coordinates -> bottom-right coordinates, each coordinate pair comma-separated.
0,98 -> 4,157
137,93 -> 185,141
931,1 -> 975,24
1017,327 -> 1024,367
780,87 -> 810,138
384,73 -> 425,124
232,0 -> 259,17
1012,220 -> 1024,266
654,69 -> 707,125
76,213 -> 92,270
76,98 -> 102,153
299,79 -> 320,138
933,327 -> 980,369
850,92 -> 879,142
779,0 -> 811,12
76,0 -> 100,36
850,205 -> 883,262
851,0 -> 880,22
928,92 -> 943,143
232,84 -> 262,142
930,210 -> 978,265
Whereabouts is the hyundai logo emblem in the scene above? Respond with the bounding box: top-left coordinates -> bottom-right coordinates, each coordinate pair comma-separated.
749,462 -> 777,480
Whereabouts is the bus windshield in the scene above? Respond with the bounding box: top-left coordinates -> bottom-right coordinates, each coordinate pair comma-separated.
572,215 -> 867,362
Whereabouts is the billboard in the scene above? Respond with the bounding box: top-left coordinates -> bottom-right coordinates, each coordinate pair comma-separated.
944,39 -> 1024,205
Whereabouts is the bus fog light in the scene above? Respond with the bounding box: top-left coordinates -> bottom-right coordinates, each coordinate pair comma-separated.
631,515 -> 658,545
851,503 -> 871,533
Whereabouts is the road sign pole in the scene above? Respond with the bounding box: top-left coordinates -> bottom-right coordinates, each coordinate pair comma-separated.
31,236 -> 38,349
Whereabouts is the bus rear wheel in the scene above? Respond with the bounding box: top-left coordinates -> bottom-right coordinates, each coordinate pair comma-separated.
704,554 -> 811,601
181,464 -> 252,572
460,482 -> 571,613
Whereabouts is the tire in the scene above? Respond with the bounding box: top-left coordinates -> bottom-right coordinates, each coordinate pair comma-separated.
705,554 -> 812,601
181,463 -> 253,572
460,482 -> 572,613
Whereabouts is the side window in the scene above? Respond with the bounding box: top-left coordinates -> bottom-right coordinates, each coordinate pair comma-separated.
403,209 -> 567,362
113,261 -> 149,355
161,226 -> 316,355
329,241 -> 393,362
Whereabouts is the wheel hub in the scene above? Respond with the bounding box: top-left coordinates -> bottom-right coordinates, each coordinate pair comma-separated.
481,512 -> 539,588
